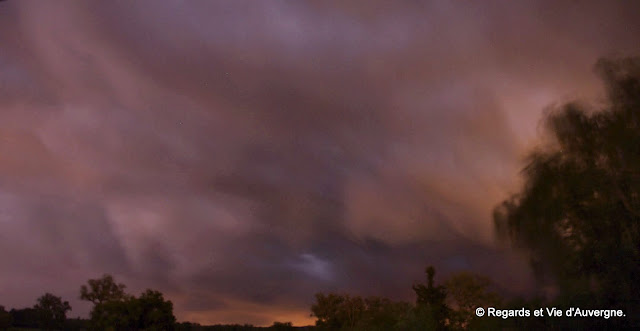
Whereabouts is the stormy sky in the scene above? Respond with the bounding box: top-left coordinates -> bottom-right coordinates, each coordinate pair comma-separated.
1,0 -> 640,325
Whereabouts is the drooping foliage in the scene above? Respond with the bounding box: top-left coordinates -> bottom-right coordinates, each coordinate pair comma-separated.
494,57 -> 640,326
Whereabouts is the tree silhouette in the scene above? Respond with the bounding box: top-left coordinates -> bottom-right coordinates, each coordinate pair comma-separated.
80,274 -> 128,305
494,57 -> 640,327
310,293 -> 411,330
0,305 -> 11,331
9,308 -> 39,328
310,265 -> 509,330
270,321 -> 295,330
412,266 -> 449,330
33,293 -> 71,330
81,275 -> 176,330
444,272 -> 501,330
311,293 -> 361,329
355,297 -> 411,331
136,289 -> 176,330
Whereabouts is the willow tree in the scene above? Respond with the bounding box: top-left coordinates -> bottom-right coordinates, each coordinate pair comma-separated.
494,57 -> 640,324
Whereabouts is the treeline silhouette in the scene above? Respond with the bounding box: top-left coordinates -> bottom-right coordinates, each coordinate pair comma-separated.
0,268 -> 507,331
310,266 -> 505,330
0,274 -> 311,330
2,56 -> 639,330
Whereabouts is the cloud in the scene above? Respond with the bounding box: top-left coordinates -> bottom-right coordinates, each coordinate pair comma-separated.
1,0 -> 640,325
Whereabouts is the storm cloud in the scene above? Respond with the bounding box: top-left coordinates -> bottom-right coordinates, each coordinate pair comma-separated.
1,0 -> 640,325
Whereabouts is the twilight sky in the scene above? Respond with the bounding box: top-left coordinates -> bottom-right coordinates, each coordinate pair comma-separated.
1,0 -> 640,326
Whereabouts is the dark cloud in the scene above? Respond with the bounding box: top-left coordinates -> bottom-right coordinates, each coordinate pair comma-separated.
1,0 -> 640,325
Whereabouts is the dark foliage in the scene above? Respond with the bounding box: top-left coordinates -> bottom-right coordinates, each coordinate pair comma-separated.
412,266 -> 449,330
0,306 -> 10,330
33,293 -> 72,330
310,266 -> 502,330
494,57 -> 640,329
80,274 -> 128,305
9,307 -> 40,328
80,274 -> 176,330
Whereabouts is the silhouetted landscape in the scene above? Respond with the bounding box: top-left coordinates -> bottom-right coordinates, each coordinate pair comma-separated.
1,1 -> 639,330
